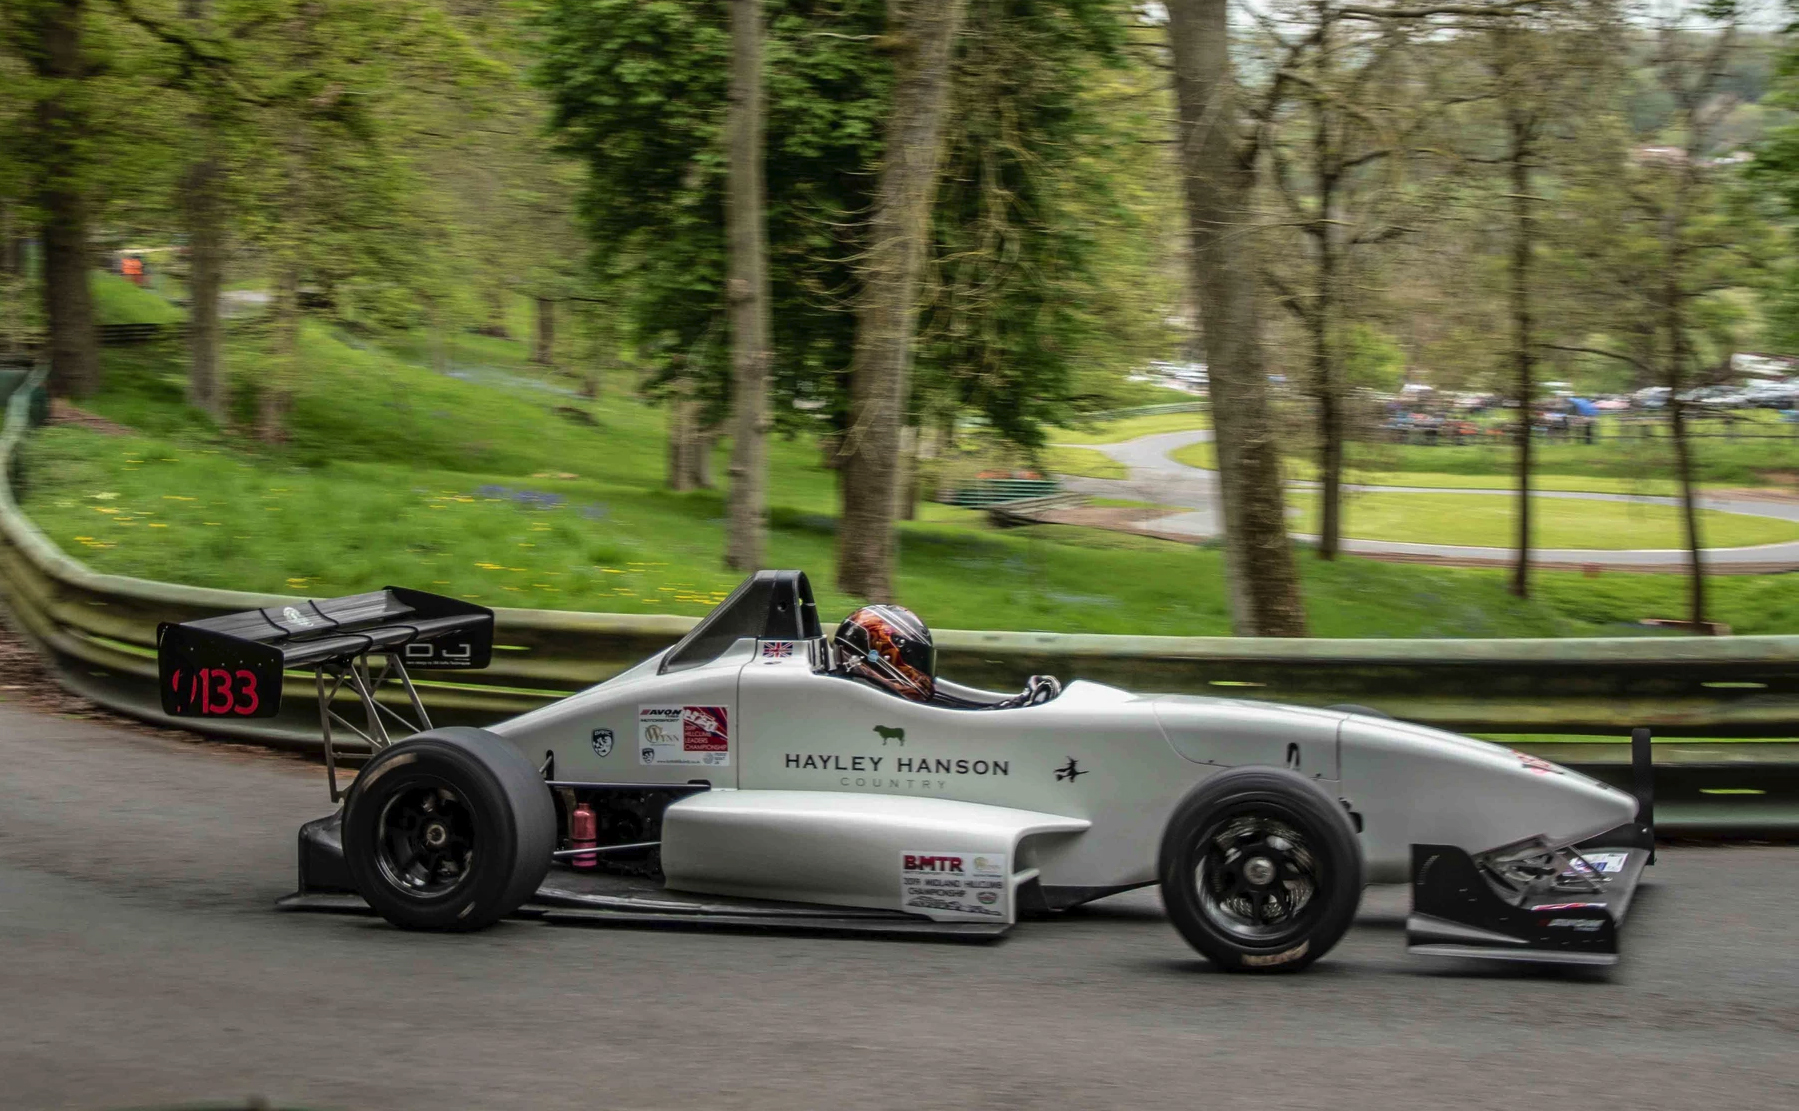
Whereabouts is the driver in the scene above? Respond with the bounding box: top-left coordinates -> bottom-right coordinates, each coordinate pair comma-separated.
833,605 -> 936,702
831,606 -> 1060,708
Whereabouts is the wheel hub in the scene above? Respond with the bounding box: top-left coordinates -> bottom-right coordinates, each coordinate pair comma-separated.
1241,855 -> 1277,887
1194,812 -> 1322,941
374,783 -> 476,897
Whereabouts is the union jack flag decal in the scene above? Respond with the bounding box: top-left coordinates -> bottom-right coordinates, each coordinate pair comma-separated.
761,640 -> 795,659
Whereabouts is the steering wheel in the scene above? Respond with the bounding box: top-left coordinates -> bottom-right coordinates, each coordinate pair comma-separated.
1023,675 -> 1062,706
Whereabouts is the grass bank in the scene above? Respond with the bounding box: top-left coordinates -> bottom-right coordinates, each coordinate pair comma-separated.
21,325 -> 1799,637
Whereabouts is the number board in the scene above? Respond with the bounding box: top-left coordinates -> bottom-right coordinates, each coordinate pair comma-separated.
157,625 -> 284,719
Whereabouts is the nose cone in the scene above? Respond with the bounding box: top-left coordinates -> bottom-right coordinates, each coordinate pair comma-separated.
1339,717 -> 1638,882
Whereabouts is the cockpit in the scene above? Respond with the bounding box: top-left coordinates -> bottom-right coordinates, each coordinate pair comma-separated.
658,570 -> 1061,710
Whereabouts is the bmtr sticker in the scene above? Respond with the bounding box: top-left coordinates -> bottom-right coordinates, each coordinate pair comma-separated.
899,850 -> 1008,923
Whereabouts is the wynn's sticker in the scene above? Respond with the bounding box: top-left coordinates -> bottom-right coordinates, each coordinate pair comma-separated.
899,851 -> 1008,923
1560,850 -> 1629,878
638,705 -> 731,767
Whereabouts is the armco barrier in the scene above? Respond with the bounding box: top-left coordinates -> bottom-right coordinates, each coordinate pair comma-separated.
3,372 -> 1796,832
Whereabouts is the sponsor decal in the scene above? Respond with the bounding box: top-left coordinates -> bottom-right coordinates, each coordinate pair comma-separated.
1559,851 -> 1629,879
873,725 -> 905,746
1241,941 -> 1309,968
1055,756 -> 1087,782
591,728 -> 615,758
1512,750 -> 1564,776
638,705 -> 731,767
1531,902 -> 1606,911
785,748 -> 1003,791
900,851 -> 1008,922
1543,917 -> 1604,932
281,605 -> 314,629
760,640 -> 795,661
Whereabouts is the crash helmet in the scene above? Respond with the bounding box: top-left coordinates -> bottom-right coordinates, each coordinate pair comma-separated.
834,605 -> 935,702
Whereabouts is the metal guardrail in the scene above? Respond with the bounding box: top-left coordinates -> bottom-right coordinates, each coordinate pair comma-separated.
2,373 -> 1796,831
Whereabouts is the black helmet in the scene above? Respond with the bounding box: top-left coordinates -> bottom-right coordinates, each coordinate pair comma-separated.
833,605 -> 935,702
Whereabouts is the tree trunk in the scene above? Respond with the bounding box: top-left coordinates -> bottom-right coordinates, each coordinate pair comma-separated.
897,424 -> 919,521
181,0 -> 226,420
1507,119 -> 1534,598
724,0 -> 773,573
0,201 -> 22,359
484,285 -> 509,338
184,154 -> 227,419
1668,393 -> 1706,629
533,296 -> 555,365
1311,16 -> 1342,562
693,425 -> 717,489
836,0 -> 970,600
1314,312 -> 1341,560
1166,0 -> 1308,636
668,377 -> 696,491
260,261 -> 298,444
33,0 -> 99,398
1663,257 -> 1705,630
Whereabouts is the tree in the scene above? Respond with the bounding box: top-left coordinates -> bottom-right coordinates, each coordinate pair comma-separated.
536,0 -> 892,490
834,0 -> 969,600
1545,3 -> 1758,630
1165,0 -> 1308,636
1634,4 -> 1743,630
1257,3 -> 1428,562
1461,1 -> 1619,598
538,0 -> 1164,542
10,0 -> 100,398
725,0 -> 773,572
179,0 -> 227,420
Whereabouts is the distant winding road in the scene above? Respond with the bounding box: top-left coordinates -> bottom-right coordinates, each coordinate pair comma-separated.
1061,429 -> 1799,570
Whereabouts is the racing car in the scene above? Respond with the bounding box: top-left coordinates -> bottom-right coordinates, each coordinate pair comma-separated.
155,570 -> 1657,971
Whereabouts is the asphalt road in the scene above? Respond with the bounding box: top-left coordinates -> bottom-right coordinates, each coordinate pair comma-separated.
3,705 -> 1796,1111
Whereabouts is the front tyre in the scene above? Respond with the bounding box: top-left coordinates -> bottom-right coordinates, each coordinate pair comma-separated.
1158,766 -> 1363,973
343,727 -> 555,931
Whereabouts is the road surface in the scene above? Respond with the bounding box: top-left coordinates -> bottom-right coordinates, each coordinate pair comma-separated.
2,705 -> 1795,1110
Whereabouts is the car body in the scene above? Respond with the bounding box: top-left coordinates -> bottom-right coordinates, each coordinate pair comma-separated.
491,619 -> 1635,901
159,571 -> 1656,968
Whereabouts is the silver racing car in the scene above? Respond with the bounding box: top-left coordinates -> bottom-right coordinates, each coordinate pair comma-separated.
156,570 -> 1658,972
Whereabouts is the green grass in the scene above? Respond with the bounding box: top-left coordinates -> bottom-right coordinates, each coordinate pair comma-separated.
1170,439 -> 1796,496
1050,409 -> 1211,445
91,271 -> 186,326
19,324 -> 1799,638
1284,490 -> 1799,550
1040,446 -> 1127,480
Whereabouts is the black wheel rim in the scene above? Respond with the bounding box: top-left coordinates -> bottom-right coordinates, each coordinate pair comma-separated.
375,781 -> 476,898
1192,805 -> 1323,943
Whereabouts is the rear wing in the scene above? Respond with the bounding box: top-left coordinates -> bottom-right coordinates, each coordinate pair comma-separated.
157,587 -> 493,720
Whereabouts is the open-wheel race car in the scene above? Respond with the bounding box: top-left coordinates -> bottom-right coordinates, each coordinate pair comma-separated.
157,570 -> 1658,972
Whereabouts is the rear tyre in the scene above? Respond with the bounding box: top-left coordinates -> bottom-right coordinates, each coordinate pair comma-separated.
1158,766 -> 1363,973
343,727 -> 555,931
